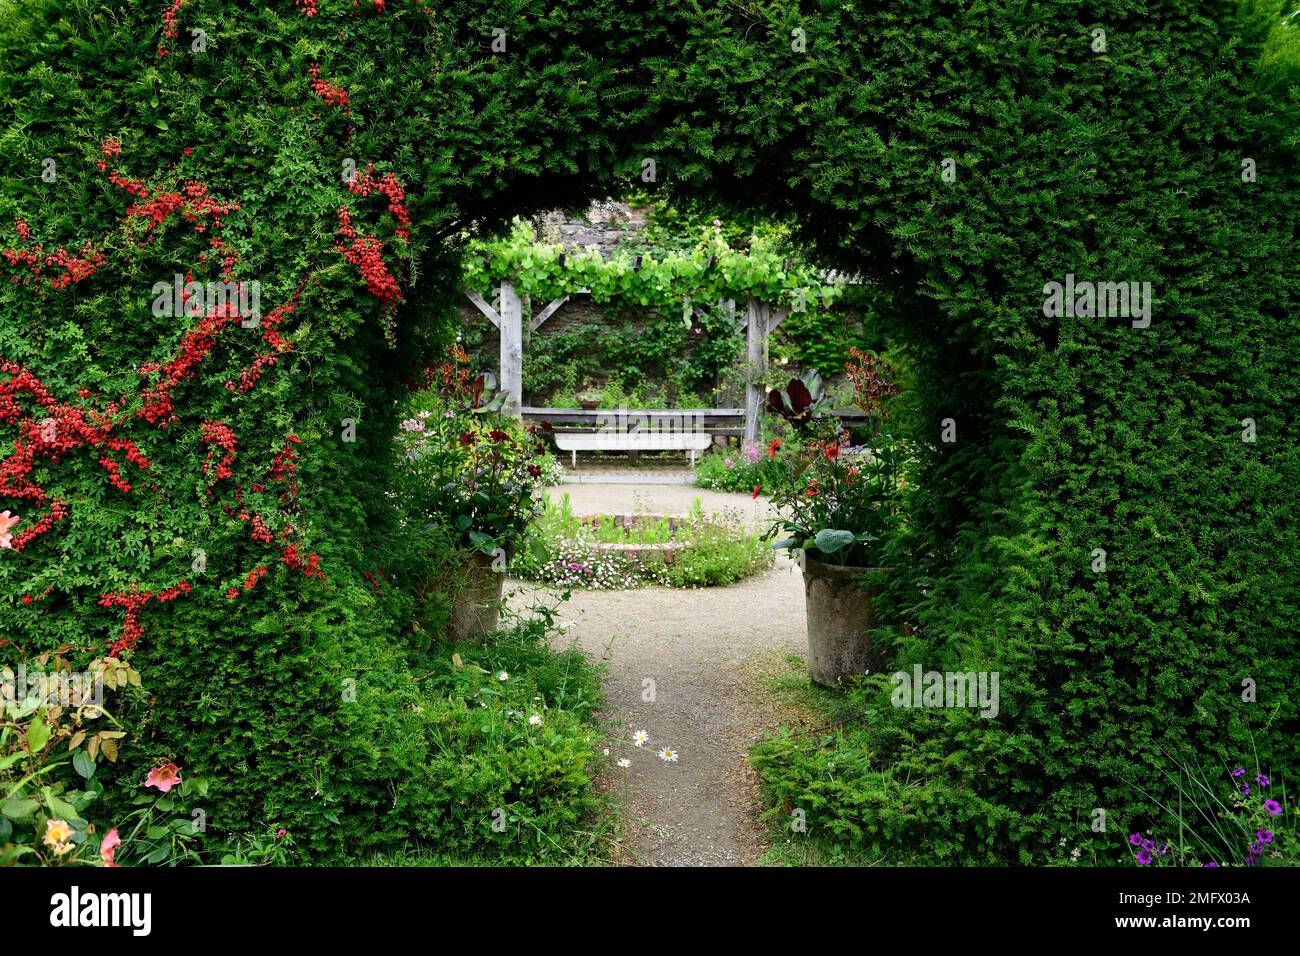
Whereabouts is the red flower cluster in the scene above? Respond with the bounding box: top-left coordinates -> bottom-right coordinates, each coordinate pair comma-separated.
226,298 -> 298,393
225,564 -> 269,599
233,509 -> 274,544
334,207 -> 402,307
266,435 -> 302,499
1,226 -> 107,289
307,63 -> 350,111
0,362 -> 149,541
348,164 -> 411,243
280,543 -> 324,580
99,580 -> 191,656
200,419 -> 238,481
140,310 -> 236,426
158,0 -> 189,56
294,0 -> 319,16
4,499 -> 68,551
124,181 -> 240,236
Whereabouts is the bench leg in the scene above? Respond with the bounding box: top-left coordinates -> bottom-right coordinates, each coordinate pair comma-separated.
690,448 -> 696,467
571,450 -> 576,470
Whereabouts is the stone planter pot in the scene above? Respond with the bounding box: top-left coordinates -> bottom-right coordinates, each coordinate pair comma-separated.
802,556 -> 890,686
448,550 -> 505,641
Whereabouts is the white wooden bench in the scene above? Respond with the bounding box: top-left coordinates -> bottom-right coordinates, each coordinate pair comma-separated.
552,429 -> 714,468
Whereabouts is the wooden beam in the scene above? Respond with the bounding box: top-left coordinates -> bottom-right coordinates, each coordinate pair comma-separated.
743,297 -> 767,447
465,289 -> 500,329
722,298 -> 745,334
499,280 -> 522,415
530,295 -> 569,332
767,305 -> 791,334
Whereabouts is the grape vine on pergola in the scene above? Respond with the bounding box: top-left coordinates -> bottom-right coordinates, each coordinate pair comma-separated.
461,225 -> 844,446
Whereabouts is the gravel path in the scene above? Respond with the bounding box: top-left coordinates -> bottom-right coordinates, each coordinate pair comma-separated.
507,482 -> 810,866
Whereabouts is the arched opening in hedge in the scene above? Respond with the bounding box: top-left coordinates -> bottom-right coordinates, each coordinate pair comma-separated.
0,1 -> 1295,862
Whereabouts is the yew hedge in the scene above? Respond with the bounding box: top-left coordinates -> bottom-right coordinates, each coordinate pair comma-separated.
0,0 -> 1295,863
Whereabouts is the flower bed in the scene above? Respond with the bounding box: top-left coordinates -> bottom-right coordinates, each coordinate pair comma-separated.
511,496 -> 772,589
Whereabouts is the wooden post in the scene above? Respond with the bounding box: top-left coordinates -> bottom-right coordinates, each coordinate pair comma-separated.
499,280 -> 523,415
743,296 -> 768,450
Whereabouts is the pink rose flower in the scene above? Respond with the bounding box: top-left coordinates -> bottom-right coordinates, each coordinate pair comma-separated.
0,510 -> 19,549
100,827 -> 121,867
144,762 -> 182,793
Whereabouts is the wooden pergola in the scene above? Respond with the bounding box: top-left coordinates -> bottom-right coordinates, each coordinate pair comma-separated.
464,280 -> 790,447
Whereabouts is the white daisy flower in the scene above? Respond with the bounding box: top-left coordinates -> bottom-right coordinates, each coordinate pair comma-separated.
617,758 -> 631,769
632,730 -> 649,748
529,714 -> 542,726
657,748 -> 678,763
497,671 -> 509,681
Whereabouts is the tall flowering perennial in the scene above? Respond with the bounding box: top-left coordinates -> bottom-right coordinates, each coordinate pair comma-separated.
1126,765 -> 1288,867
844,347 -> 901,419
395,348 -> 550,559
763,357 -> 907,567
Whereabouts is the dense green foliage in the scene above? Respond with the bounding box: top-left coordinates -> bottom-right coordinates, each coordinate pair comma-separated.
0,0 -> 1296,864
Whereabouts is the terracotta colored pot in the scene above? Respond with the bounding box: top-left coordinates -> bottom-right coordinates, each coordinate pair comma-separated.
801,556 -> 890,686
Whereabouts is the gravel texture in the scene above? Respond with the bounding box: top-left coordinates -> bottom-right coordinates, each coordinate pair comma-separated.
507,482 -> 812,866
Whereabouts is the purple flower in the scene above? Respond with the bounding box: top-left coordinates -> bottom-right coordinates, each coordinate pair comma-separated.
1257,829 -> 1274,844
1241,784 -> 1250,797
1156,844 -> 1169,857
1255,774 -> 1271,788
1231,767 -> 1246,778
1250,840 -> 1263,854
1128,832 -> 1143,846
1142,839 -> 1155,853
724,458 -> 734,469
1264,799 -> 1283,816
1202,861 -> 1219,868
1244,854 -> 1258,867
1136,850 -> 1153,864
